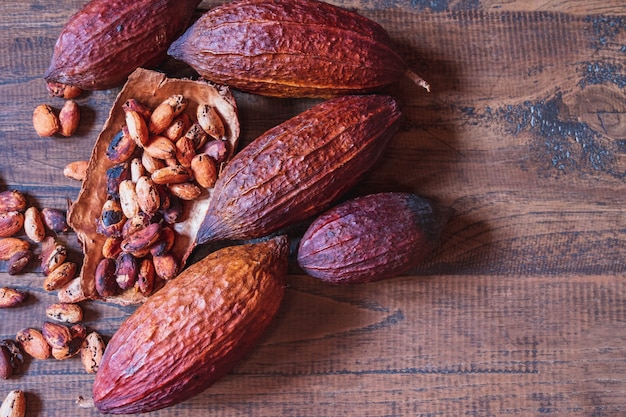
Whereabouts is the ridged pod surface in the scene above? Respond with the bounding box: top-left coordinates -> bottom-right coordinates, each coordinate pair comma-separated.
45,0 -> 201,90
93,236 -> 289,414
168,0 -> 429,98
196,95 -> 402,245
297,193 -> 449,284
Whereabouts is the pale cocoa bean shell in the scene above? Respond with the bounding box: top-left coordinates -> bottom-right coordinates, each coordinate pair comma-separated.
67,69 -> 239,305
45,303 -> 83,324
167,0 -> 429,98
45,0 -> 202,90
93,236 -> 288,414
297,192 -> 449,284
196,95 -> 401,244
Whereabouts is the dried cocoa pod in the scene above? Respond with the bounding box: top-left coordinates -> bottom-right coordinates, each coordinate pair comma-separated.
0,191 -> 26,214
297,192 -> 449,284
0,211 -> 24,238
67,69 -> 240,305
196,95 -> 401,244
0,288 -> 28,308
45,0 -> 202,90
168,0 -> 429,98
93,236 -> 288,414
0,390 -> 26,417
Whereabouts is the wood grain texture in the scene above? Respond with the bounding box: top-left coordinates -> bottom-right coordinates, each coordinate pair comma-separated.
1,0 -> 626,416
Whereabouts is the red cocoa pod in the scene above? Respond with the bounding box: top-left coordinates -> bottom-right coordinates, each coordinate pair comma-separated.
167,0 -> 429,98
44,0 -> 202,90
92,236 -> 288,414
196,95 -> 401,245
297,192 -> 449,284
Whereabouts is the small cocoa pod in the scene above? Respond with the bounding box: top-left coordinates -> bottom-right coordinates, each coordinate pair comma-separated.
44,0 -> 202,90
43,262 -> 77,291
184,122 -> 209,150
106,128 -> 137,164
143,136 -> 177,160
0,190 -> 27,214
0,238 -> 30,261
149,94 -> 187,135
59,99 -> 80,137
199,139 -> 231,164
168,182 -> 202,201
125,109 -> 150,147
23,207 -> 45,243
106,162 -> 131,200
175,136 -> 196,168
92,236 -> 288,414
42,321 -> 72,349
136,258 -> 156,295
122,99 -> 152,120
63,160 -> 89,181
7,250 -> 33,275
152,252 -> 179,280
120,223 -> 161,255
115,253 -> 138,290
0,211 -> 24,238
40,237 -> 67,275
102,236 -> 123,259
16,328 -> 51,360
0,346 -> 13,379
0,390 -> 26,417
298,193 -> 449,284
81,332 -> 106,374
45,303 -> 83,323
135,176 -> 160,215
33,103 -> 60,137
141,152 -> 166,174
190,153 -> 218,188
197,104 -> 225,139
167,0 -> 429,98
163,114 -> 191,141
95,258 -> 118,298
47,81 -> 82,99
130,157 -> 146,182
0,288 -> 28,308
97,200 -> 126,238
41,207 -> 69,234
151,165 -> 192,185
196,95 -> 401,244
118,180 -> 140,219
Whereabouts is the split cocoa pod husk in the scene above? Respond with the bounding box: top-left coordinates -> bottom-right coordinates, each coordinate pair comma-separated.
167,0 -> 429,98
297,192 -> 450,284
92,236 -> 289,414
67,68 -> 239,305
44,0 -> 202,90
196,94 -> 402,245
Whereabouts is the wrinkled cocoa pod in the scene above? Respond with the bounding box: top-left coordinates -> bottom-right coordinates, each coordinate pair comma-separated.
67,69 -> 240,305
196,95 -> 401,245
93,236 -> 288,414
168,0 -> 429,98
297,192 -> 449,284
45,0 -> 202,90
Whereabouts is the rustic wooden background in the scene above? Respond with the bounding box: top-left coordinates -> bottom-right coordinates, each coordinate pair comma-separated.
1,0 -> 626,416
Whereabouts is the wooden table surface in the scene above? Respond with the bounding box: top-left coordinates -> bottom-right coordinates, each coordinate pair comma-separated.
2,0 -> 626,416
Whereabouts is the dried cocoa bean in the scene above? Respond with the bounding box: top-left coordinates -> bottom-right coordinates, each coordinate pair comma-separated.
41,207 -> 69,233
16,328 -> 51,360
39,237 -> 67,275
7,251 -> 33,276
45,303 -> 83,323
0,288 -> 28,308
0,212 -> 24,238
149,94 -> 187,135
95,258 -> 118,298
0,390 -> 26,417
106,128 -> 137,164
33,104 -> 60,137
81,332 -> 106,374
0,238 -> 29,261
0,191 -> 26,214
0,346 -> 13,379
23,207 -> 45,243
47,81 -> 82,99
58,99 -> 80,137
190,153 -> 218,188
43,262 -> 77,291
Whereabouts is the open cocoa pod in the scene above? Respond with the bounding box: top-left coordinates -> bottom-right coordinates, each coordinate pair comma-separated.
66,68 -> 240,305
